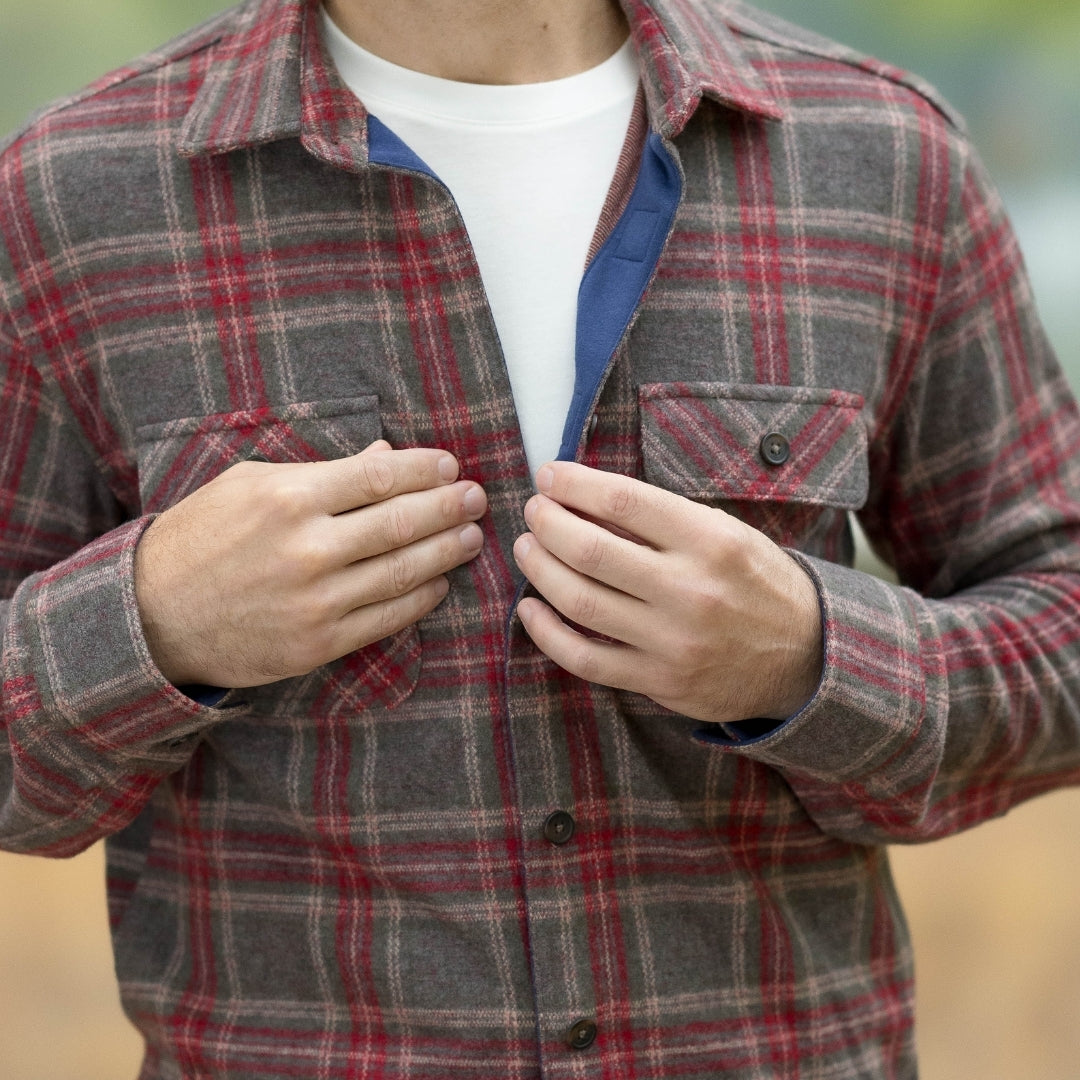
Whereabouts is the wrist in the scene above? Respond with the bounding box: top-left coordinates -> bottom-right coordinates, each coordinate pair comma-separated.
764,558 -> 824,720
134,518 -> 201,687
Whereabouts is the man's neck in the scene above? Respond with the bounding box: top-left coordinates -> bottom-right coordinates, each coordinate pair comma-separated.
322,0 -> 630,85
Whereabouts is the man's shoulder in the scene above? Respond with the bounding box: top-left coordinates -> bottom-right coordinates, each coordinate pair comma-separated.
717,0 -> 965,132
0,5 -> 240,162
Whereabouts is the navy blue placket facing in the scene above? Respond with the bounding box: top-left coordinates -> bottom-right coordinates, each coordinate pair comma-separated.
558,131 -> 683,462
367,113 -> 684,471
365,114 -> 437,175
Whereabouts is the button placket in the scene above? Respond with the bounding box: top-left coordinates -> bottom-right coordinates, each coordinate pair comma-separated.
505,621 -> 598,1072
543,810 -> 576,845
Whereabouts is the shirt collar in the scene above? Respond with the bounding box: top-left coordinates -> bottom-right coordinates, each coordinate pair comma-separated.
621,0 -> 784,134
178,0 -> 783,160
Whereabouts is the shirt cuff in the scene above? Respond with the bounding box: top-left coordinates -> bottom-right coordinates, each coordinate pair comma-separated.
18,516 -> 243,755
693,550 -> 941,788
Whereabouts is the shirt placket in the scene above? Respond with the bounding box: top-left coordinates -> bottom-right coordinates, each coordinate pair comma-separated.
500,130 -> 685,1074
344,81 -> 686,1070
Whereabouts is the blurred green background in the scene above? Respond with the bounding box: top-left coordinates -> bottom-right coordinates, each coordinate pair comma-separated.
2,0 -> 1078,384
1,3 -> 1079,1080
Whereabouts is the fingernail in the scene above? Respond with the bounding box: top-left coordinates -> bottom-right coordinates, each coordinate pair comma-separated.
535,465 -> 553,492
438,455 -> 459,483
523,497 -> 536,527
434,576 -> 450,599
514,534 -> 532,562
463,484 -> 486,517
459,523 -> 484,553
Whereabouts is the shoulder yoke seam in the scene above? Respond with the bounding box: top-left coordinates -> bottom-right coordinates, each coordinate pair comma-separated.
723,14 -> 964,132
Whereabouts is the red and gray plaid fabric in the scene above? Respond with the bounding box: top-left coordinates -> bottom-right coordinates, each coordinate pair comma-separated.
3,0 -> 1080,1076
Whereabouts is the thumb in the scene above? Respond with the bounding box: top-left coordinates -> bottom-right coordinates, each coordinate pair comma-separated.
361,439 -> 393,453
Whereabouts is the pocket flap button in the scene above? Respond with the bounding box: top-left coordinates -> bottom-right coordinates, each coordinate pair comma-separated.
759,432 -> 790,466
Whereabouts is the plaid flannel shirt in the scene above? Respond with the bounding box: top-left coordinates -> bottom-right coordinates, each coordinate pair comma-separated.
3,0 -> 1080,1077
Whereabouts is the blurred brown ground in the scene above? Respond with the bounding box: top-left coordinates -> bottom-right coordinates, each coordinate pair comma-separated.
2,787 -> 1079,1079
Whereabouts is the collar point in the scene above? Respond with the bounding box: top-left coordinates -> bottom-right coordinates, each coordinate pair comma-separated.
706,84 -> 786,124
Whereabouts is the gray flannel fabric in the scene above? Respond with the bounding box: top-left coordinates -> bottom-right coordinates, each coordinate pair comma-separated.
2,0 -> 1079,1076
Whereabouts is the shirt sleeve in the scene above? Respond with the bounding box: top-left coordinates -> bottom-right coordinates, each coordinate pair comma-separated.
699,141 -> 1080,846
0,311 -> 239,858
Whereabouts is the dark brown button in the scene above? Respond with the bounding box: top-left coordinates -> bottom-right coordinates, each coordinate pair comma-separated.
587,414 -> 599,439
542,810 -> 576,845
759,431 -> 790,466
566,1018 -> 598,1051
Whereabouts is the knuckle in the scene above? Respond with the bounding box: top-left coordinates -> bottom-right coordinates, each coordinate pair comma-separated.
692,579 -> 727,621
222,459 -> 260,480
671,565 -> 720,614
673,630 -> 717,678
373,597 -> 407,642
605,482 -> 638,521
578,530 -> 607,573
574,646 -> 600,684
440,487 -> 465,527
304,582 -> 340,626
289,533 -> 334,578
267,479 -> 311,520
355,452 -> 396,500
570,586 -> 599,625
386,550 -> 417,596
383,501 -> 417,549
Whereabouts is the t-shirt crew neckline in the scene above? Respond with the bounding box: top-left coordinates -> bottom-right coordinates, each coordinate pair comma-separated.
319,7 -> 638,127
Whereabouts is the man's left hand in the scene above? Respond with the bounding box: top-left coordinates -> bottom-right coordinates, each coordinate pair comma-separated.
512,461 -> 823,725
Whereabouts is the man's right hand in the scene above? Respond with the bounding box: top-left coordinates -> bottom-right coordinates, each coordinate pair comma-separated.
133,440 -> 487,689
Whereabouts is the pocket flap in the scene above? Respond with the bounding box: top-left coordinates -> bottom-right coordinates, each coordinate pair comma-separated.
135,396 -> 381,512
639,382 -> 867,509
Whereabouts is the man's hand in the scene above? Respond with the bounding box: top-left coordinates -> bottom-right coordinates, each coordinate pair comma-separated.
135,440 -> 487,689
512,462 -> 822,724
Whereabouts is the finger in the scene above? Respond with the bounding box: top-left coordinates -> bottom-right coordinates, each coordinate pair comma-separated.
331,575 -> 452,654
331,480 -> 487,562
516,596 -> 648,693
228,437 -> 391,478
534,461 -> 708,551
329,521 -> 484,613
314,447 -> 461,515
521,493 -> 658,598
513,531 -> 646,641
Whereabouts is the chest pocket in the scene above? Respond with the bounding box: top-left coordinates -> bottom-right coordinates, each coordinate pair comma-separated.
638,382 -> 867,558
133,395 -> 419,713
134,396 -> 383,512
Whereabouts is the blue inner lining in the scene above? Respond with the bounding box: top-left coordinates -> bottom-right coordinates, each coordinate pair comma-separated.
366,113 -> 438,176
366,116 -> 684,467
558,132 -> 682,460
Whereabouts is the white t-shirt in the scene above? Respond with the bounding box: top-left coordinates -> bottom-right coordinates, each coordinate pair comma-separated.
320,9 -> 640,472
